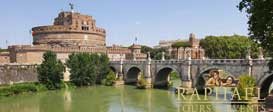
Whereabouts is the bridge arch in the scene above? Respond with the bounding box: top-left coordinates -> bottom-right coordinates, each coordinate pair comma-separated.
109,66 -> 117,73
154,66 -> 180,88
257,73 -> 273,98
125,66 -> 142,84
109,66 -> 118,78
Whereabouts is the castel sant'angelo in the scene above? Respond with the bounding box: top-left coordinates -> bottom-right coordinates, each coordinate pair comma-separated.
0,7 -> 204,64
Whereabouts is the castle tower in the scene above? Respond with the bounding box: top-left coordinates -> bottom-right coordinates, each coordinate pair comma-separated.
32,10 -> 106,48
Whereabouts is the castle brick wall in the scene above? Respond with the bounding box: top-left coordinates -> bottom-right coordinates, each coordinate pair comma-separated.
0,64 -> 38,85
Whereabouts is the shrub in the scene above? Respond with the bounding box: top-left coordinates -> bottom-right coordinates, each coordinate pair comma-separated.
37,51 -> 65,90
0,83 -> 47,97
167,81 -> 173,87
65,82 -> 77,89
137,73 -> 147,89
170,71 -> 179,80
101,70 -> 116,86
237,75 -> 256,97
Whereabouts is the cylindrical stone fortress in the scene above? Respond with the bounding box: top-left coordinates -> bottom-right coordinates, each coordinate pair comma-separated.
32,11 -> 106,48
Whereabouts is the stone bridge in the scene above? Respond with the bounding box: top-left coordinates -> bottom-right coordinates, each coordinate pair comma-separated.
0,56 -> 272,97
109,58 -> 272,97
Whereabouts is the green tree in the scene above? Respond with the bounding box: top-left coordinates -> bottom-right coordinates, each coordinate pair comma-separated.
141,45 -> 171,60
37,51 -> 65,90
97,54 -> 110,83
171,41 -> 191,48
0,48 -> 7,52
66,53 -> 110,87
238,0 -> 273,70
141,45 -> 153,54
66,53 -> 97,86
200,35 -> 259,59
101,70 -> 116,86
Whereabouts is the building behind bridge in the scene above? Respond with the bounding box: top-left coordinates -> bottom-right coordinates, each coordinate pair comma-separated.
154,33 -> 205,59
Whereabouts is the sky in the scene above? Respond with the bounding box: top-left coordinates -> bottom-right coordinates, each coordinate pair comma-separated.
0,0 -> 248,48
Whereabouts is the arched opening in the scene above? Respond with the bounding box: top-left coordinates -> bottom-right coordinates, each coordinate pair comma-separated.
109,66 -> 116,73
196,68 -> 237,92
154,67 -> 179,88
126,67 -> 141,84
260,74 -> 273,98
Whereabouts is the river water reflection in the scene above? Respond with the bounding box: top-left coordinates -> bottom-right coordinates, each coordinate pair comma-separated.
0,83 -> 271,112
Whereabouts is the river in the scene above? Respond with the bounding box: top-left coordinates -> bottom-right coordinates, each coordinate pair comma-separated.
0,82 -> 271,112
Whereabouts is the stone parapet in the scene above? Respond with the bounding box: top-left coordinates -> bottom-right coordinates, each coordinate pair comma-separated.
106,47 -> 131,54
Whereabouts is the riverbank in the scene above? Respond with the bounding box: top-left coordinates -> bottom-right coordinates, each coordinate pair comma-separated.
0,82 -> 77,98
0,83 -> 48,97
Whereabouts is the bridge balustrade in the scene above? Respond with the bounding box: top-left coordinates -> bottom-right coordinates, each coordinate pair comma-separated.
109,59 -> 269,66
252,59 -> 267,65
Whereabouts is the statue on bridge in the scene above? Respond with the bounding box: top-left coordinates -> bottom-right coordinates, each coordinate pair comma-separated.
205,70 -> 237,87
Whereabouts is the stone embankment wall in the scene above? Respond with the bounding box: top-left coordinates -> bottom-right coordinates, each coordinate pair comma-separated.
0,64 -> 38,85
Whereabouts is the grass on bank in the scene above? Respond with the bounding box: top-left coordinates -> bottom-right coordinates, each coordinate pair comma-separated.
0,82 -> 76,97
0,83 -> 47,97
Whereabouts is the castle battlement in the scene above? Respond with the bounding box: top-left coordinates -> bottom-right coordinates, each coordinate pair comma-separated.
32,25 -> 106,35
9,45 -> 107,53
107,47 -> 131,54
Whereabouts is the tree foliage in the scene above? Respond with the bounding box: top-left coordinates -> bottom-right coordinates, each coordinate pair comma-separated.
238,0 -> 273,70
237,75 -> 256,97
97,54 -> 111,82
66,53 -> 110,87
37,51 -> 65,90
136,73 -> 147,89
101,70 -> 116,86
171,41 -> 191,48
141,45 -> 171,60
141,46 -> 153,54
169,71 -> 179,80
0,48 -> 7,52
200,35 -> 259,59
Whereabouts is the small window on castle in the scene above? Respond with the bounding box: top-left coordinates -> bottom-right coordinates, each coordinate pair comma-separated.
82,26 -> 89,31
